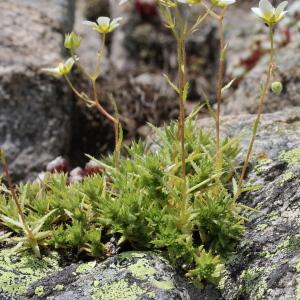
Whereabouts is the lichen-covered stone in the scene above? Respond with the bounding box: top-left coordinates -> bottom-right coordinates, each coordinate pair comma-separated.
0,251 -> 220,299
0,249 -> 61,297
3,109 -> 300,299
199,108 -> 300,300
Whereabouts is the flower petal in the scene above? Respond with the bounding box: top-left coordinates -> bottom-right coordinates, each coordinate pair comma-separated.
82,20 -> 97,28
275,1 -> 288,16
97,17 -> 111,27
259,0 -> 274,18
251,7 -> 264,18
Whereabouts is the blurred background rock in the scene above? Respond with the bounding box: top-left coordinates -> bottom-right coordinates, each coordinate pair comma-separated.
0,0 -> 299,180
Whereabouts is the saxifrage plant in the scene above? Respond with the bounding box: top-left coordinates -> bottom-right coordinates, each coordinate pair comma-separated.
0,0 -> 288,287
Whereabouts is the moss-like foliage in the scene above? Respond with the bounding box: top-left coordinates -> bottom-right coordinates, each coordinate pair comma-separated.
0,117 -> 245,288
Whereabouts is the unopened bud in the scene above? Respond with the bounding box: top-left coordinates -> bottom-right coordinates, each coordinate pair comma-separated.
64,32 -> 81,50
271,81 -> 283,95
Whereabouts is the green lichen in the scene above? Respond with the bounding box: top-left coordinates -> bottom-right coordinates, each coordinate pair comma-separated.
297,278 -> 300,300
128,258 -> 156,279
258,251 -> 273,258
256,223 -> 268,231
146,291 -> 156,297
278,170 -> 294,185
34,286 -> 44,297
152,279 -> 174,289
287,236 -> 300,251
254,158 -> 273,174
118,251 -> 147,260
76,261 -> 97,274
269,211 -> 280,221
238,267 -> 268,300
0,249 -> 61,296
277,235 -> 300,252
92,279 -> 144,300
53,284 -> 64,291
279,148 -> 300,166
93,280 -> 100,287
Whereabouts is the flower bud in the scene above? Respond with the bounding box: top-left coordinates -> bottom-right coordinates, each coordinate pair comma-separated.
64,32 -> 81,50
271,81 -> 283,95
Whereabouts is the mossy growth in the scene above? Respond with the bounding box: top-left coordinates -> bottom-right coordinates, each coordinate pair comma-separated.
0,116 -> 245,289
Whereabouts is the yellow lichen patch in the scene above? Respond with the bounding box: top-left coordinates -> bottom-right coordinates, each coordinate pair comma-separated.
53,284 -> 64,291
279,148 -> 300,166
151,279 -> 175,290
254,158 -> 273,174
128,258 -> 156,279
0,249 -> 61,296
34,286 -> 44,297
75,261 -> 97,274
278,170 -> 294,185
238,266 -> 268,300
92,279 -> 144,300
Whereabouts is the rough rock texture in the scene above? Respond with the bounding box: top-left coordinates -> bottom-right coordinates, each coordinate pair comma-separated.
0,251 -> 220,300
223,1 -> 300,115
2,109 -> 300,299
200,108 -> 300,300
0,0 -> 75,181
109,0 -> 219,100
224,43 -> 300,115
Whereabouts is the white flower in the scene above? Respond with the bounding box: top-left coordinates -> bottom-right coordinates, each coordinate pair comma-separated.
251,0 -> 288,25
119,0 -> 128,4
210,0 -> 236,7
83,17 -> 122,34
42,57 -> 77,77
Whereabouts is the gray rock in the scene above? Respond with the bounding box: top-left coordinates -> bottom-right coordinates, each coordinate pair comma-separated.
224,43 -> 300,115
74,0 -> 110,75
0,250 -> 221,300
109,1 -> 219,100
200,108 -> 300,299
0,0 -> 75,181
223,0 -> 300,115
2,109 -> 300,299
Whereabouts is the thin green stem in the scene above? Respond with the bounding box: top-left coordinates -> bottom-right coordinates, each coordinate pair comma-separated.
190,6 -> 213,34
70,50 -> 91,80
92,80 -> 120,169
2,156 -> 34,240
176,36 -> 189,224
177,37 -> 187,185
236,26 -> 274,199
200,1 -> 221,20
92,34 -> 106,80
215,9 -> 226,173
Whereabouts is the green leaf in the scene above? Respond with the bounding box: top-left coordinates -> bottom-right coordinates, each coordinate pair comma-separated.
221,78 -> 235,95
183,82 -> 189,102
163,74 -> 179,94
